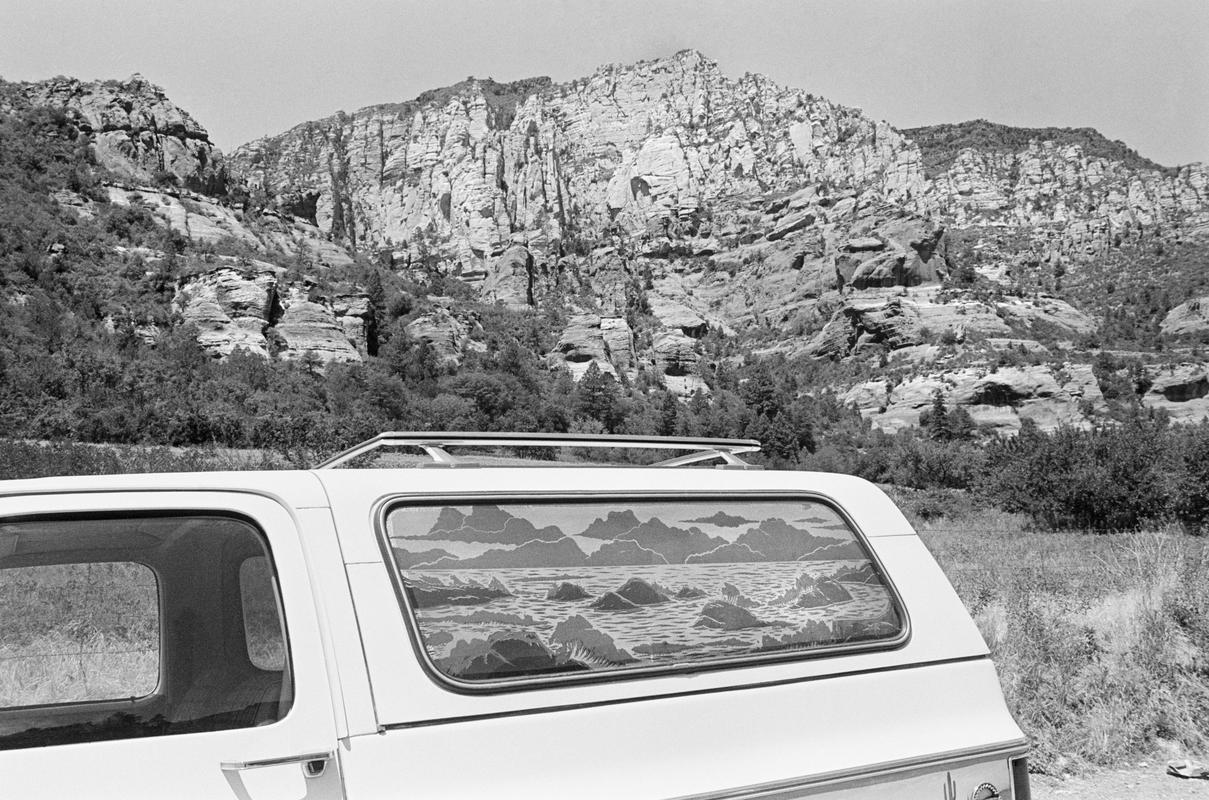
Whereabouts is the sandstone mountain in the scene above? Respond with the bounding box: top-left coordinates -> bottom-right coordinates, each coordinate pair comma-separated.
3,52 -> 1208,448
227,50 -> 1209,431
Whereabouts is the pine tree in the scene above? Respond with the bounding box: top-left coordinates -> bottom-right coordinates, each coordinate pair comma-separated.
575,362 -> 622,432
657,392 -> 680,436
924,389 -> 952,441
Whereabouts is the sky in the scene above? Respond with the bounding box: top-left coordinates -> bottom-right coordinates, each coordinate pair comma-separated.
2,0 -> 1207,166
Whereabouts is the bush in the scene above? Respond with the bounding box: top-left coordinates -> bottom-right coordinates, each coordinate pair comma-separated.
977,418 -> 1191,531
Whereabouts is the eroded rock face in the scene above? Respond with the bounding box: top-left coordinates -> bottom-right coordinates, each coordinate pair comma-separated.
20,74 -> 227,193
653,330 -> 700,376
599,317 -> 636,370
175,262 -> 280,358
27,56 -> 1209,436
798,289 -> 1092,359
405,307 -> 473,364
174,258 -> 365,362
549,314 -> 635,378
231,50 -> 925,265
1161,297 -> 1209,339
920,141 -> 1209,256
274,288 -> 361,363
1143,364 -> 1209,423
481,244 -> 535,308
104,185 -> 353,267
843,363 -> 1104,434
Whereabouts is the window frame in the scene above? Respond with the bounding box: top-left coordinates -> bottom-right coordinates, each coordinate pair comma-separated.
376,490 -> 912,694
0,510 -> 296,732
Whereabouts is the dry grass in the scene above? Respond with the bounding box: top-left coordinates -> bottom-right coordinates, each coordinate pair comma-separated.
0,563 -> 159,708
0,631 -> 157,707
918,512 -> 1209,775
1,559 -> 284,710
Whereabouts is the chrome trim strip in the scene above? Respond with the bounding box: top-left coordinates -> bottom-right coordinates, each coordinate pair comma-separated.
667,739 -> 1031,800
371,489 -> 912,694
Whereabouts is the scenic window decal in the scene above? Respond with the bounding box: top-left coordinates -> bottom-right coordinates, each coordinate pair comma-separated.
385,498 -> 903,684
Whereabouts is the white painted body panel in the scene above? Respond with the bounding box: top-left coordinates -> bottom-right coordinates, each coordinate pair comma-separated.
0,488 -> 343,799
0,467 -> 1028,799
340,659 -> 1021,800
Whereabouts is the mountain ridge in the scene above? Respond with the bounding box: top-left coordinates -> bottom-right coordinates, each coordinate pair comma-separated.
2,51 -> 1209,458
903,119 -> 1173,177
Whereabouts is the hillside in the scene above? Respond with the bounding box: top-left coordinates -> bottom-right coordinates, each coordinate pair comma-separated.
1,54 -> 1209,525
903,119 -> 1171,177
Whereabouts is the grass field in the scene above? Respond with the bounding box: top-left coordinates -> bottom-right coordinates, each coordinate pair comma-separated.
917,509 -> 1209,775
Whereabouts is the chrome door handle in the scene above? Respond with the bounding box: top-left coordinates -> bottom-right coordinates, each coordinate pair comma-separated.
222,751 -> 333,778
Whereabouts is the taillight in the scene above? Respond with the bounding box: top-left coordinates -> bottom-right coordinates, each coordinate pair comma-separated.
1010,756 -> 1031,800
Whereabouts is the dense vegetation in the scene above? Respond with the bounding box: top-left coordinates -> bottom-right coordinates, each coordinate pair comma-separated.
904,119 -> 1170,177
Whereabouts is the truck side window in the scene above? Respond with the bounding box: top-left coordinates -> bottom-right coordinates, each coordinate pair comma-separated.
0,563 -> 160,707
0,515 -> 293,751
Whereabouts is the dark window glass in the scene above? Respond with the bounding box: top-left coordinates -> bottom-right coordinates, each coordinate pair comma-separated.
385,497 -> 904,686
0,515 -> 291,750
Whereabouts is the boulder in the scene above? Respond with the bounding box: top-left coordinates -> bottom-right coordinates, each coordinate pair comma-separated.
766,210 -> 816,242
275,298 -> 362,363
481,244 -> 534,309
693,600 -> 767,631
653,330 -> 700,375
600,317 -> 636,369
795,578 -> 852,608
1142,364 -> 1209,423
844,236 -> 884,251
442,631 -> 584,678
589,591 -> 639,611
648,294 -> 709,338
405,309 -> 469,364
849,364 -> 1105,435
548,616 -> 633,664
333,293 -> 373,355
1161,297 -> 1209,339
174,263 -> 280,358
554,314 -> 607,363
613,578 -> 669,605
546,582 -> 592,601
404,576 -> 510,609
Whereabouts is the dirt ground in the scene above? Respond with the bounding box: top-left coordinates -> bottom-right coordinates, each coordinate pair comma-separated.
1033,765 -> 1209,798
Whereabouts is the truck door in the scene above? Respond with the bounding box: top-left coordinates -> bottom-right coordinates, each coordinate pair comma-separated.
0,491 -> 343,800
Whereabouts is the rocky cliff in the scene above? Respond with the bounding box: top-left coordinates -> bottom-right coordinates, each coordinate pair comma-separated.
2,74 -> 372,363
232,51 -> 923,260
8,54 -> 1209,434
8,74 -> 228,194
224,50 -> 1209,426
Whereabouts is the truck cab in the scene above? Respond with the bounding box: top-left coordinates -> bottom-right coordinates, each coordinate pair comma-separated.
0,433 -> 1029,799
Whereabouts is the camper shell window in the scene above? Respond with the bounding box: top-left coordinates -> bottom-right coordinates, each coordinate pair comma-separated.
382,495 -> 907,689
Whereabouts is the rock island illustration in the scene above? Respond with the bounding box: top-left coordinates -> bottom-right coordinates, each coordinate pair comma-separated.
388,500 -> 902,681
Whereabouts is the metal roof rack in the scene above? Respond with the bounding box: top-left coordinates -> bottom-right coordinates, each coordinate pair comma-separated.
314,432 -> 763,470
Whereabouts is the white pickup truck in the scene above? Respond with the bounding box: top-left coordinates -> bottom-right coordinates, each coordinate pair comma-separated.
0,433 -> 1029,799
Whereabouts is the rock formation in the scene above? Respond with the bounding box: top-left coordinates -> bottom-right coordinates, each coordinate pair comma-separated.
15,74 -> 227,192
11,53 -> 1209,435
173,257 -> 369,363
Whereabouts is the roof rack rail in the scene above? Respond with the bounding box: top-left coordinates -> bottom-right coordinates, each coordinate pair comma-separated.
313,432 -> 763,470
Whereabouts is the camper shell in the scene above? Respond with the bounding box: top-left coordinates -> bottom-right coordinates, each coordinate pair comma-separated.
0,433 -> 1029,799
